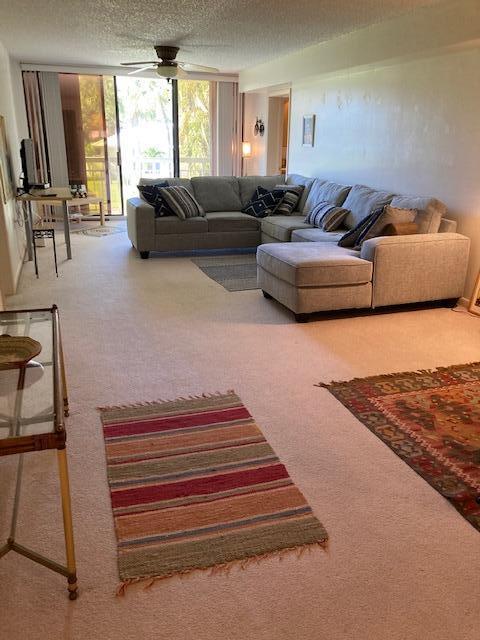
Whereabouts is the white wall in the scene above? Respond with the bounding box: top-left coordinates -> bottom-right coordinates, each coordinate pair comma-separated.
288,49 -> 480,295
0,41 -> 28,299
239,0 -> 480,297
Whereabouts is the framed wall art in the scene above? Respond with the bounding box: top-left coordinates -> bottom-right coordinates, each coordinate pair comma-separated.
302,114 -> 315,147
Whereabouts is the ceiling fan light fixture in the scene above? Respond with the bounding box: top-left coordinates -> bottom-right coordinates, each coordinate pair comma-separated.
156,65 -> 178,78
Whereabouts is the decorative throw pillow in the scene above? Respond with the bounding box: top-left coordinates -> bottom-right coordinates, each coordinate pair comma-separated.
304,201 -> 350,231
273,185 -> 304,216
241,186 -> 285,218
137,182 -> 172,217
158,186 -> 205,220
354,205 -> 417,247
337,210 -> 380,248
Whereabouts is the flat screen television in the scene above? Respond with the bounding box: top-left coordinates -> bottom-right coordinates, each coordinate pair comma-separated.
20,138 -> 36,192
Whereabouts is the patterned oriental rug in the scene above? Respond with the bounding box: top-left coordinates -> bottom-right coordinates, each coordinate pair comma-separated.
99,391 -> 328,593
320,363 -> 480,532
191,254 -> 258,291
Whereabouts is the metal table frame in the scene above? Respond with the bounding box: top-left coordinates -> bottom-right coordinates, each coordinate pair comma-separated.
0,305 -> 78,600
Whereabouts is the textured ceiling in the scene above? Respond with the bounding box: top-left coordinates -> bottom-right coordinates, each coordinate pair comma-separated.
0,0 -> 444,73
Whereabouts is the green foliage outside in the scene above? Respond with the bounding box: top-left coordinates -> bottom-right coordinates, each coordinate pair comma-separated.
76,75 -> 211,212
178,80 -> 211,176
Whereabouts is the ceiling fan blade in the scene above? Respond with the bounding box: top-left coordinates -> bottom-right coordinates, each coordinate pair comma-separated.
128,65 -> 157,75
177,61 -> 219,73
175,67 -> 190,79
121,61 -> 158,66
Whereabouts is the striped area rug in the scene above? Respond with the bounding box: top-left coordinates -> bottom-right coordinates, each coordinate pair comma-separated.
99,391 -> 328,592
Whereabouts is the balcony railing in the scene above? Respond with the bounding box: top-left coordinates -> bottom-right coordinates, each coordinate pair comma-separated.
85,156 -> 211,187
84,155 -> 211,214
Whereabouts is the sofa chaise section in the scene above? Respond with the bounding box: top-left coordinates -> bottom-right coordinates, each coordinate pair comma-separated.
257,183 -> 470,319
257,243 -> 373,321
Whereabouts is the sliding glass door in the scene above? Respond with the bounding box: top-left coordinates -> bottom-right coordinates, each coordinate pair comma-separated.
178,80 -> 211,178
56,72 -> 213,214
59,74 -> 122,214
115,76 -> 173,211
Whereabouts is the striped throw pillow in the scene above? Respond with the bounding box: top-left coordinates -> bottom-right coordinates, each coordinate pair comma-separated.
158,186 -> 205,220
304,201 -> 350,231
273,185 -> 304,215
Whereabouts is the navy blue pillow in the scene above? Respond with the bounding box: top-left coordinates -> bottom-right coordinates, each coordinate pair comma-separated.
338,207 -> 384,248
242,186 -> 285,218
137,182 -> 172,217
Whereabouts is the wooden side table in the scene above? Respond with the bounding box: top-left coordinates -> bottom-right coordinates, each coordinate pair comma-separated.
65,195 -> 105,226
17,188 -> 106,261
0,306 -> 78,600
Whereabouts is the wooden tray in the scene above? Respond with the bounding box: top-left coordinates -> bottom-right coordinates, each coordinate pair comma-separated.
0,334 -> 42,369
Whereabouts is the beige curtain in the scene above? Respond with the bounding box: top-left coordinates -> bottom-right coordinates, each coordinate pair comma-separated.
209,81 -> 218,176
232,82 -> 243,177
22,71 -> 49,184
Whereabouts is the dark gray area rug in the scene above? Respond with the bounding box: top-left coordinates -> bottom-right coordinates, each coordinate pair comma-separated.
191,254 -> 259,291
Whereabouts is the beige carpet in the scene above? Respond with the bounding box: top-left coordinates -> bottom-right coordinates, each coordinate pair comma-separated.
1,230 -> 479,640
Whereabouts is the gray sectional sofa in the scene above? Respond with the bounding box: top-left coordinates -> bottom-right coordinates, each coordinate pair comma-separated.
127,174 -> 470,320
127,175 -> 284,257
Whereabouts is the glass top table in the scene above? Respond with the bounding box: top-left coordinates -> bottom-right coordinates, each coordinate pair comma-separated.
0,306 -> 78,599
0,308 -> 62,446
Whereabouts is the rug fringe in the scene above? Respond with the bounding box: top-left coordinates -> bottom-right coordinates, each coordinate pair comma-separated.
315,361 -> 480,388
115,538 -> 327,596
97,390 -> 238,413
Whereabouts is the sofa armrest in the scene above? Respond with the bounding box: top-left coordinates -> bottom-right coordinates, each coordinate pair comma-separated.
360,233 -> 470,307
438,217 -> 457,233
127,197 -> 155,252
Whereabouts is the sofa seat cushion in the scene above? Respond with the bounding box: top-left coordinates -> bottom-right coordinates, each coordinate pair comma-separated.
206,211 -> 260,232
238,175 -> 284,206
291,228 -> 346,243
155,216 -> 208,235
261,216 -> 312,242
191,176 -> 242,212
343,184 -> 395,229
257,243 -> 373,288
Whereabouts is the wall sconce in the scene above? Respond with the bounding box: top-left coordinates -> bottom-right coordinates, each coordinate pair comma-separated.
254,117 -> 265,137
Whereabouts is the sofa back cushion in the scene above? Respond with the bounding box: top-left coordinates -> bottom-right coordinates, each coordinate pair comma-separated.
304,179 -> 351,213
138,177 -> 194,195
191,176 -> 242,212
342,184 -> 395,229
238,175 -> 284,206
286,174 -> 315,212
390,194 -> 446,234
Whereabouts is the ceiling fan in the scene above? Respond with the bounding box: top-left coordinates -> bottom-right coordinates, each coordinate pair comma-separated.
121,45 -> 219,79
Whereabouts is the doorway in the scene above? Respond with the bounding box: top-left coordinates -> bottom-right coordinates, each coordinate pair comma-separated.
266,94 -> 290,176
